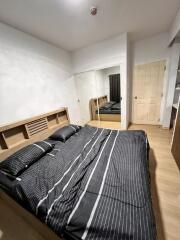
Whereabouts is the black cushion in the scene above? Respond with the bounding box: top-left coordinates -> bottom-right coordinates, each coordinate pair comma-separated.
70,124 -> 81,132
111,103 -> 120,110
50,124 -> 81,142
109,101 -> 116,105
0,171 -> 13,192
101,102 -> 115,110
0,141 -> 53,176
50,125 -> 75,142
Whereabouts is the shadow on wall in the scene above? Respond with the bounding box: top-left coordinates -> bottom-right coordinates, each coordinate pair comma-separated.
150,149 -> 166,240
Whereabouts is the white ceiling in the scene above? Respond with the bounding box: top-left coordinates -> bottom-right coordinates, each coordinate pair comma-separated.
0,0 -> 179,51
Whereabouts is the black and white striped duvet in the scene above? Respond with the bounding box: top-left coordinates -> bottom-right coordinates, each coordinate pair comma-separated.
13,125 -> 156,240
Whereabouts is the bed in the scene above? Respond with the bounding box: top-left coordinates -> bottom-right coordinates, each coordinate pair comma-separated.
90,95 -> 121,122
0,110 -> 156,240
97,101 -> 121,114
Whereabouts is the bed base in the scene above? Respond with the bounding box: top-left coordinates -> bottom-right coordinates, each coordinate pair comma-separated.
0,191 -> 61,240
90,95 -> 121,122
95,113 -> 121,122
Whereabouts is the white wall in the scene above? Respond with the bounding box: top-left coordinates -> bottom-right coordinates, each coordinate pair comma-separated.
72,34 -> 127,73
95,70 -> 106,97
132,32 -> 170,65
72,33 -> 129,129
162,43 -> 180,127
169,8 -> 180,45
0,22 -> 81,125
75,70 -> 106,125
131,32 -> 170,125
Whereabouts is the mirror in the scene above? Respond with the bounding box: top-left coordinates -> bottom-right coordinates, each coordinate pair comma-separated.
75,65 -> 121,127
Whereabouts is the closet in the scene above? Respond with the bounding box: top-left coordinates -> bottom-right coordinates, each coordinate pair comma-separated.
171,56 -> 180,169
172,55 -> 180,105
171,97 -> 180,169
75,66 -> 121,126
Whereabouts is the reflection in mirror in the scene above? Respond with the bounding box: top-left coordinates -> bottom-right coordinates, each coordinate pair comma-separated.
75,71 -> 99,125
75,65 -> 121,128
92,66 -> 121,127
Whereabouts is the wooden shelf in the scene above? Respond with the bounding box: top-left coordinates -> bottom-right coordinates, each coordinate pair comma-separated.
8,139 -> 28,149
0,149 -> 6,154
0,108 -> 69,161
48,120 -> 68,130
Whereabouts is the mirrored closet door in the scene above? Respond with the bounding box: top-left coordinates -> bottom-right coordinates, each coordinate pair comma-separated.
75,65 -> 121,128
75,70 -> 99,125
93,66 -> 121,125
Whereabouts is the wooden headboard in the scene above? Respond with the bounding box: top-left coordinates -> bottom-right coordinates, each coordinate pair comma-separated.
89,95 -> 108,120
0,108 -> 70,162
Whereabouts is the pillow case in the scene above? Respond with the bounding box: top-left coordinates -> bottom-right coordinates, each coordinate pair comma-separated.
0,170 -> 14,192
109,101 -> 116,105
101,102 -> 115,110
111,103 -> 120,110
49,124 -> 81,142
70,124 -> 81,132
0,141 -> 53,176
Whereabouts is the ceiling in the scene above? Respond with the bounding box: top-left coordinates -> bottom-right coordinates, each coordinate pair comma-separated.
0,0 -> 179,51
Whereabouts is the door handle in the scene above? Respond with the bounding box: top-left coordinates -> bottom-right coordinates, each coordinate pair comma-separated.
134,96 -> 137,99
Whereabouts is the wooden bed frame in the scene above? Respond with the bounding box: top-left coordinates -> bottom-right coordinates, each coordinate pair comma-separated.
0,108 -> 69,162
89,95 -> 121,122
0,108 -> 70,240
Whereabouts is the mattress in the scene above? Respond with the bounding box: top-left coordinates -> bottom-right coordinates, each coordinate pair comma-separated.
0,125 -> 156,240
96,102 -> 121,114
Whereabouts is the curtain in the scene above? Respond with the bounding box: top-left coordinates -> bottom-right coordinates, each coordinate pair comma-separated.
109,74 -> 120,102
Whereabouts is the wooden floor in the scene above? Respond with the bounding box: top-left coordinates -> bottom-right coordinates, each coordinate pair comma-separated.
0,121 -> 180,240
87,120 -> 121,130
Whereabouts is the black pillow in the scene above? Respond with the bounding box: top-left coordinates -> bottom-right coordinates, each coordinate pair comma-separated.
109,101 -> 116,105
111,103 -> 120,110
0,141 -> 53,176
102,102 -> 114,110
0,171 -> 14,192
70,124 -> 81,132
49,124 -> 81,142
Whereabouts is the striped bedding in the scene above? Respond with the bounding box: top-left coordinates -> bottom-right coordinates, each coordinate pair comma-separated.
96,102 -> 121,114
12,125 -> 156,239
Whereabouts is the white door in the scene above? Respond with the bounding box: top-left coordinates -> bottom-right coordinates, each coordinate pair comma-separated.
132,61 -> 166,125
